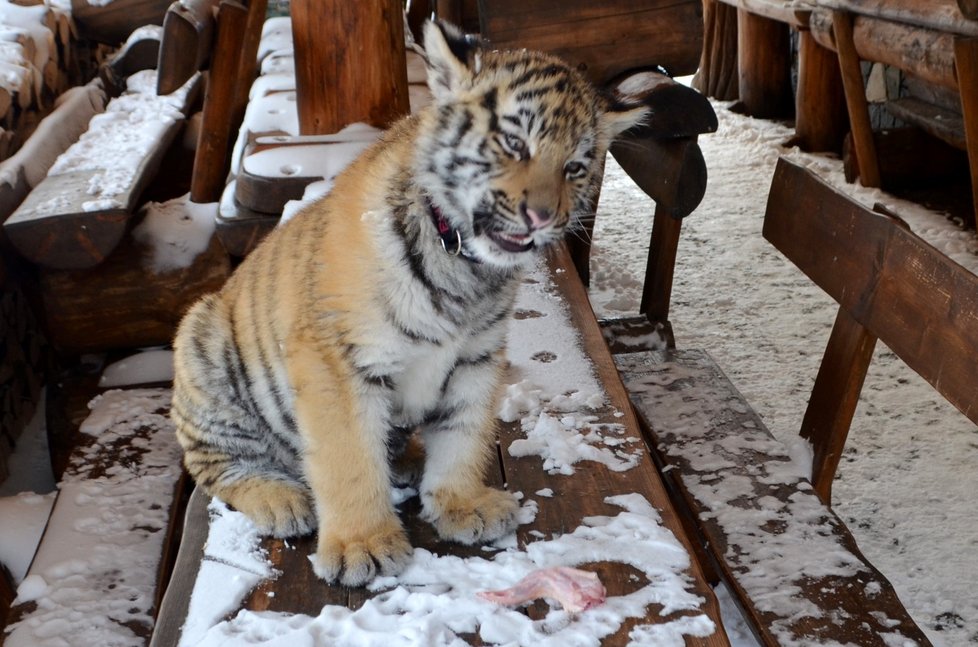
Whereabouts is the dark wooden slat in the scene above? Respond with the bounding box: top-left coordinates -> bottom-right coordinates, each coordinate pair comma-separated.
477,0 -> 703,84
617,348 -> 932,647
953,36 -> 978,229
885,96 -> 966,150
157,0 -> 219,95
764,158 -> 978,429
792,31 -> 848,153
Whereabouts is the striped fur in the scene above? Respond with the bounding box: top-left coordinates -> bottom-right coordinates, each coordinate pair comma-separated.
172,20 -> 649,586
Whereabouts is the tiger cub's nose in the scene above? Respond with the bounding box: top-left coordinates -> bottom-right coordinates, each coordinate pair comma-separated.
522,206 -> 555,230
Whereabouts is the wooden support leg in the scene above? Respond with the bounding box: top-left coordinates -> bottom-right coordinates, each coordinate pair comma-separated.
566,155 -> 605,287
291,0 -> 409,135
799,307 -> 877,504
953,37 -> 978,230
736,8 -> 793,119
190,0 -> 248,203
832,11 -> 881,188
639,209 -> 682,343
793,30 -> 848,153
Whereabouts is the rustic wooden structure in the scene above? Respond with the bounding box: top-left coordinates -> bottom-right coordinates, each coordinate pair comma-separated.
156,0 -> 220,95
478,0 -> 704,85
613,158 -> 934,646
69,0 -> 171,45
809,0 -> 978,221
695,0 -> 850,153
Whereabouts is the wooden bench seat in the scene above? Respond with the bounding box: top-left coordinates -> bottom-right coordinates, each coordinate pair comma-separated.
1,368 -> 186,647
612,157 -> 975,645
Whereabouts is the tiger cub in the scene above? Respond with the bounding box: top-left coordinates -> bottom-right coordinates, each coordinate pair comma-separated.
171,20 -> 649,586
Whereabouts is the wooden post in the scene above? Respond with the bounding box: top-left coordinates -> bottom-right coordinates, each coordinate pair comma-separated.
190,0 -> 248,203
953,37 -> 978,231
793,30 -> 847,153
639,210 -> 682,330
232,0 -> 269,127
832,11 -> 881,188
693,0 -> 738,100
291,0 -> 409,135
799,307 -> 877,504
736,8 -> 793,118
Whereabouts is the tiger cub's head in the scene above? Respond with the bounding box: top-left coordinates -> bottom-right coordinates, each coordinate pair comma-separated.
415,20 -> 649,268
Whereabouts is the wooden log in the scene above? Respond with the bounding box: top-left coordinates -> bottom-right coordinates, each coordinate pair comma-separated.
190,0 -> 248,203
810,9 -> 958,91
736,8 -> 793,119
823,0 -> 978,37
832,10 -> 881,187
478,0 -> 704,85
291,0 -> 409,134
231,0 -> 268,129
792,30 -> 848,153
953,37 -> 978,231
39,227 -> 230,354
69,0 -> 172,45
214,185 -> 278,257
693,0 -> 739,100
157,0 -> 220,96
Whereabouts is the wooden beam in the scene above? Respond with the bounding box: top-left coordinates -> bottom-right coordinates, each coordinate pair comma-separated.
832,10 -> 881,187
693,0 -> 739,100
953,37 -> 978,234
69,0 -> 171,45
291,0 -> 409,135
190,0 -> 248,203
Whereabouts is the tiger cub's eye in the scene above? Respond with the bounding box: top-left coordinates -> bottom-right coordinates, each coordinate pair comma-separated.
501,133 -> 527,159
564,161 -> 587,178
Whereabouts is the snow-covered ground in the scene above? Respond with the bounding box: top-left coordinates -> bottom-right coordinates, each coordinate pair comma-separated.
591,99 -> 978,647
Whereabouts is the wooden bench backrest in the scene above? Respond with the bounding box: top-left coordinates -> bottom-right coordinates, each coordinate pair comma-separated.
763,158 -> 978,500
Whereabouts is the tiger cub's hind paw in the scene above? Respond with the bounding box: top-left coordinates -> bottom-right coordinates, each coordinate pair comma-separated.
423,486 -> 519,545
311,522 -> 413,587
216,478 -> 316,538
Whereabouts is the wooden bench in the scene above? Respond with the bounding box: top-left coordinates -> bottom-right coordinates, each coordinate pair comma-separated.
614,158 -> 961,645
807,0 -> 978,222
1,364 -> 187,647
150,242 -> 732,647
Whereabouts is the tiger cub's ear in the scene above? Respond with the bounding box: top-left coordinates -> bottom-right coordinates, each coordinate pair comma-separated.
422,20 -> 485,102
599,100 -> 651,141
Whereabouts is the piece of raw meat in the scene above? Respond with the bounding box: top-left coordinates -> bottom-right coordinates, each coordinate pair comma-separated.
477,566 -> 606,612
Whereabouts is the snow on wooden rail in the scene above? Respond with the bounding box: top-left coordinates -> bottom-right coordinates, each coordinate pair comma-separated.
2,70 -> 200,270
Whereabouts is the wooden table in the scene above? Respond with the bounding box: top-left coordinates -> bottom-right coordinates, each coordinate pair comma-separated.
151,243 -> 730,646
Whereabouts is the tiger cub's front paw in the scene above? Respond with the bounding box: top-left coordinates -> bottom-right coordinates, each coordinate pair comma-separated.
310,521 -> 413,587
216,478 -> 316,538
423,486 -> 519,545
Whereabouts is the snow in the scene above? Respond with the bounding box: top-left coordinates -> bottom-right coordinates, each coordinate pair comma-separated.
132,195 -> 217,273
98,349 -> 175,387
3,389 -> 184,647
186,495 -> 714,647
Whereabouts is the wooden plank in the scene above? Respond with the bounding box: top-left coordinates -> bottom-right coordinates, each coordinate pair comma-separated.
291,0 -> 409,134
157,0 -> 219,95
69,0 -> 171,45
617,349 -> 931,646
832,10 -> 882,188
764,157 -> 978,428
953,36 -> 978,231
477,0 -> 703,84
885,96 -> 966,149
189,0 -> 248,203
